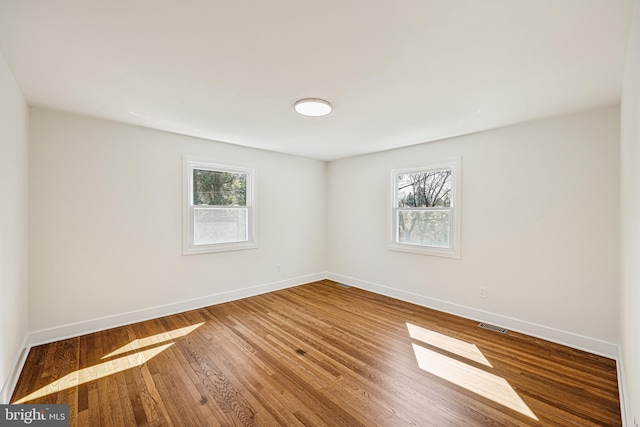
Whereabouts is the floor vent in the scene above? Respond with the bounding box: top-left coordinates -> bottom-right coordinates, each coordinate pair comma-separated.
478,323 -> 508,334
336,283 -> 351,288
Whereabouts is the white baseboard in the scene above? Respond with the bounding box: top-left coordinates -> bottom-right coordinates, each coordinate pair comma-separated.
617,351 -> 631,427
327,272 -> 619,359
0,334 -> 29,404
29,273 -> 325,347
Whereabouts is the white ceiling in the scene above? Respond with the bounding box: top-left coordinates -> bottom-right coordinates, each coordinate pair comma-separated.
0,1 -> 634,161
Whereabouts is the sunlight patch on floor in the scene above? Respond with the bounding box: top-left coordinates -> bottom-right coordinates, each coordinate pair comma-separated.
406,322 -> 492,367
102,322 -> 204,359
15,322 -> 205,404
411,343 -> 538,420
14,343 -> 173,403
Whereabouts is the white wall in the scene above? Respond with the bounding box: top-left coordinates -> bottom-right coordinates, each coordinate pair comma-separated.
29,109 -> 327,337
328,107 -> 620,354
0,53 -> 29,402
620,0 -> 640,424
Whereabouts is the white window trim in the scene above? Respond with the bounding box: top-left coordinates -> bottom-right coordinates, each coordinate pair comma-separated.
388,157 -> 461,258
183,156 -> 257,255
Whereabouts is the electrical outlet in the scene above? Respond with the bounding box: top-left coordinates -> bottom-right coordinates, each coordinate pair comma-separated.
276,264 -> 281,272
479,287 -> 487,298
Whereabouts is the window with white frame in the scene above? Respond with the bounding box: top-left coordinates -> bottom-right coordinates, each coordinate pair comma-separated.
183,158 -> 256,254
389,158 -> 460,258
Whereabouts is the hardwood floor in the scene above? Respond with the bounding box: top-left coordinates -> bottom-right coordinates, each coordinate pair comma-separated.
11,280 -> 621,426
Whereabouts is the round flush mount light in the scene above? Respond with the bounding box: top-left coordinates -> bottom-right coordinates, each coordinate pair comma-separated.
294,98 -> 333,117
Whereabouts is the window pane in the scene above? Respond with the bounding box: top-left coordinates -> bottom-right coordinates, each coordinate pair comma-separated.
193,208 -> 248,245
397,210 -> 450,248
397,170 -> 452,208
193,169 -> 246,206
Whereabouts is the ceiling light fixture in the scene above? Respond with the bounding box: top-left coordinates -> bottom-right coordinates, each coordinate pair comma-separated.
294,98 -> 333,117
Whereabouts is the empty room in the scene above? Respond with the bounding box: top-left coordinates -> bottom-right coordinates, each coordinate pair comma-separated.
1,1 -> 639,426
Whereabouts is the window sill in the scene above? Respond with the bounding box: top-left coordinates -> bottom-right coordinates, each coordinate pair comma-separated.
183,241 -> 258,255
387,243 -> 460,259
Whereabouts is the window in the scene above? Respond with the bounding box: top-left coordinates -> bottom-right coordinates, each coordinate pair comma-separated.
389,158 -> 460,258
183,157 -> 256,254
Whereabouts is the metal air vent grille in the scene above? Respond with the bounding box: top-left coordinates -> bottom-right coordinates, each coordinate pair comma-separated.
478,323 -> 508,334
